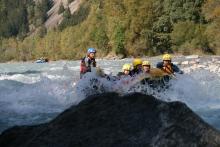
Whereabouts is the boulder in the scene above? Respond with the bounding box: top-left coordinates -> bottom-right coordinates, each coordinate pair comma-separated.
189,60 -> 198,65
215,61 -> 220,64
209,65 -> 219,73
172,62 -> 181,65
198,65 -> 207,69
0,93 -> 220,147
181,61 -> 189,65
185,55 -> 199,59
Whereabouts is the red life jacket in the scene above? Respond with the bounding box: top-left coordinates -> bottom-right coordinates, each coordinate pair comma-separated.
80,56 -> 96,74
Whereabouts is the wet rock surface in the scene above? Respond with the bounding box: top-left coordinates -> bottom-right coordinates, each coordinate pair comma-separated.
0,93 -> 220,147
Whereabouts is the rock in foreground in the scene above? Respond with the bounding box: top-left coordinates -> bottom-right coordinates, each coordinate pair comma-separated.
0,93 -> 220,147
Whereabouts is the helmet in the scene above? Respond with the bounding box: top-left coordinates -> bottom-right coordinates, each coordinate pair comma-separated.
162,54 -> 172,61
87,48 -> 96,54
133,58 -> 143,67
142,61 -> 151,66
122,64 -> 131,71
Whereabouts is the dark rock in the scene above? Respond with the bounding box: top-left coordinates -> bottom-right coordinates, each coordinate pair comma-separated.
0,93 -> 220,147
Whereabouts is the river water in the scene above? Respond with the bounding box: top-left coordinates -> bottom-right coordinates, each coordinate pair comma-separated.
0,56 -> 220,133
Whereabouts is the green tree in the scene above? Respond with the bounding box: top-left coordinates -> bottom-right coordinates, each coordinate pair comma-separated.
114,24 -> 125,55
203,0 -> 220,54
37,25 -> 47,38
59,3 -> 90,30
91,26 -> 109,53
58,3 -> 65,14
63,7 -> 71,19
68,0 -> 75,4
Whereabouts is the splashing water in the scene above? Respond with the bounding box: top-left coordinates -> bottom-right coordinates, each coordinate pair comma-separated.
0,58 -> 220,133
0,61 -> 78,132
75,60 -> 220,131
162,70 -> 220,130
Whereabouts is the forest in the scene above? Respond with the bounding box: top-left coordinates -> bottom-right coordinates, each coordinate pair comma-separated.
0,0 -> 219,62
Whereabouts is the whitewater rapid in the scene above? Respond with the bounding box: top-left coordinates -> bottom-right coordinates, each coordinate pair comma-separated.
0,56 -> 220,133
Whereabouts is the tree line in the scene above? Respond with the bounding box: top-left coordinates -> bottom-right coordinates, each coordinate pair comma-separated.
0,0 -> 220,62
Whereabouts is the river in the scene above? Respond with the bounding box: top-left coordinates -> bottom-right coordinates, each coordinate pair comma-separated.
0,56 -> 220,132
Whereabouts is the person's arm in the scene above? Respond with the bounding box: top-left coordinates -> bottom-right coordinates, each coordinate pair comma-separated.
93,59 -> 96,67
172,64 -> 184,74
84,58 -> 92,72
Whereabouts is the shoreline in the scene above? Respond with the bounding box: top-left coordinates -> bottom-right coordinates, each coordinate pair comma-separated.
2,54 -> 220,64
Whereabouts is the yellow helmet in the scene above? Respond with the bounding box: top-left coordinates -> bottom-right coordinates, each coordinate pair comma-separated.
142,61 -> 151,66
122,64 -> 131,71
133,58 -> 143,67
162,54 -> 172,61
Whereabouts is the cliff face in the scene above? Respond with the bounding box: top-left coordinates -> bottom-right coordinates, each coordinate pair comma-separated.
45,0 -> 81,28
0,93 -> 220,147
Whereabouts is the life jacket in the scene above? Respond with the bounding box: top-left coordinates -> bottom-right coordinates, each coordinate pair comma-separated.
162,64 -> 174,75
117,72 -> 132,79
80,56 -> 96,74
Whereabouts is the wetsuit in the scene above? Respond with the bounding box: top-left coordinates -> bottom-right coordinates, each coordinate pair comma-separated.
130,67 -> 142,77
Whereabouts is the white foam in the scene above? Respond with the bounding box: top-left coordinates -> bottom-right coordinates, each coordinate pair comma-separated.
0,74 -> 41,84
1,58 -> 220,132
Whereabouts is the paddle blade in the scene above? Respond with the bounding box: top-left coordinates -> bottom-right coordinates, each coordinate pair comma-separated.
149,68 -> 168,78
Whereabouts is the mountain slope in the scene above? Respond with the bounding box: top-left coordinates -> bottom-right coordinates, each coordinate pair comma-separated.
45,0 -> 81,28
